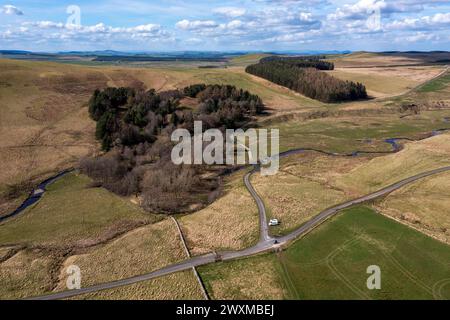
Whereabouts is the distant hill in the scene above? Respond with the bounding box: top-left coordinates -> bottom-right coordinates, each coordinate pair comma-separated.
1,50 -> 449,65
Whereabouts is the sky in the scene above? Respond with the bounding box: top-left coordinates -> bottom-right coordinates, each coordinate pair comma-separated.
0,0 -> 449,52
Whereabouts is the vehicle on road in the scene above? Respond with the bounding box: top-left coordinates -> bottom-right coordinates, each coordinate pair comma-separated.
269,218 -> 280,226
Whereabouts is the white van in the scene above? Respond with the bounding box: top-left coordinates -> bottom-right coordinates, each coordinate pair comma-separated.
269,219 -> 280,226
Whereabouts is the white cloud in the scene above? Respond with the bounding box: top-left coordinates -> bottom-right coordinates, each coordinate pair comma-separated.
175,19 -> 218,30
429,12 -> 450,24
299,12 -> 313,22
25,21 -> 65,29
226,20 -> 244,29
2,0 -> 449,50
11,20 -> 170,46
0,30 -> 13,38
327,0 -> 427,21
213,7 -> 247,18
129,24 -> 161,33
387,12 -> 450,30
24,21 -> 164,36
2,5 -> 23,16
400,32 -> 439,42
328,0 -> 385,20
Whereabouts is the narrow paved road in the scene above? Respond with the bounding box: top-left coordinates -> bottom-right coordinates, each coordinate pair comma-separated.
278,165 -> 450,244
16,65 -> 450,300
29,163 -> 450,300
244,168 -> 272,242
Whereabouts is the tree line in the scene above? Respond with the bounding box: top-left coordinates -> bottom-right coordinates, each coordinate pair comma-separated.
260,55 -> 335,70
246,57 -> 368,103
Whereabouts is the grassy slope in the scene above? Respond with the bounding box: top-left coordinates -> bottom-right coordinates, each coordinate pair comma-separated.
0,58 -> 323,217
0,59 -> 113,215
253,169 -> 348,237
252,152 -> 367,236
228,54 -> 271,67
329,69 -> 418,97
329,52 -> 423,68
188,67 -> 322,109
418,71 -> 450,93
2,53 -> 450,300
200,206 -> 450,300
179,169 -> 259,255
252,132 -> 450,237
0,217 -> 203,300
336,133 -> 450,195
326,53 -> 446,98
271,110 -> 450,153
0,172 -> 205,300
52,219 -> 200,295
0,248 -> 55,299
0,172 -> 158,246
199,253 -> 287,300
74,270 -> 203,300
375,171 -> 450,245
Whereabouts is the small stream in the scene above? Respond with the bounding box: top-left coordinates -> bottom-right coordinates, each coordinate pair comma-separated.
0,169 -> 73,223
384,138 -> 401,152
2,127 -> 450,224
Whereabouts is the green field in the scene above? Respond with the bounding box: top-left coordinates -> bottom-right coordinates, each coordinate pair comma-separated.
269,110 -> 450,153
0,172 -> 159,246
200,206 -> 450,300
228,54 -> 271,67
418,72 -> 450,93
2,53 -> 450,300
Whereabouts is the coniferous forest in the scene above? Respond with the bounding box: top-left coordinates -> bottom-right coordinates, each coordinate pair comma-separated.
246,56 -> 368,103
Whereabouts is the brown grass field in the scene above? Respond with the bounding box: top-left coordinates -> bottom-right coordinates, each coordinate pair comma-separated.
199,253 -> 286,300
336,133 -> 450,196
0,58 -> 327,216
329,51 -> 450,68
0,172 -> 195,300
249,132 -> 450,237
0,53 -> 446,217
0,248 -> 55,299
0,214 -> 202,299
250,152 -> 366,236
1,52 -> 450,300
252,155 -> 351,236
74,270 -> 203,300
53,219 -> 192,289
179,170 -> 259,255
329,66 -> 444,98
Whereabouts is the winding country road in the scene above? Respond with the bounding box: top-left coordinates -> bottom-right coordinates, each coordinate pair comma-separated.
244,168 -> 272,242
17,67 -> 450,300
28,149 -> 450,300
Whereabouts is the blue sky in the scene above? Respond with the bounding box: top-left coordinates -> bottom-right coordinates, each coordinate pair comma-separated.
0,0 -> 449,52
